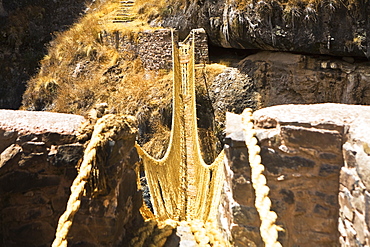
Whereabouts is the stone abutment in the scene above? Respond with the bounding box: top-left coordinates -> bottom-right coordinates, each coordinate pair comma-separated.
1,104 -> 370,246
224,104 -> 370,246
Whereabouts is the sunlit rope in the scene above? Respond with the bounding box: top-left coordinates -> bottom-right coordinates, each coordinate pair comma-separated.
242,108 -> 283,247
52,114 -> 136,247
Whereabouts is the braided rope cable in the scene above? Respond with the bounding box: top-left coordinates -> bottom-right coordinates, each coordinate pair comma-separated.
129,219 -> 177,247
188,219 -> 230,247
130,219 -> 229,247
52,114 -> 135,247
242,108 -> 283,247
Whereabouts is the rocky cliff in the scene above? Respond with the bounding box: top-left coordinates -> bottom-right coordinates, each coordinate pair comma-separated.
224,103 -> 370,246
0,110 -> 143,246
0,0 -> 94,109
159,0 -> 369,58
3,104 -> 370,246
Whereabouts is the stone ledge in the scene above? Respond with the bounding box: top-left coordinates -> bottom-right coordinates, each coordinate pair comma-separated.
225,103 -> 370,246
0,110 -> 84,135
253,103 -> 370,134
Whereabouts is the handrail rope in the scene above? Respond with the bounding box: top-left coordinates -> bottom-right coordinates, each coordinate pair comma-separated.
132,30 -> 228,245
242,108 -> 283,247
129,219 -> 229,247
52,114 -> 134,247
129,219 -> 177,247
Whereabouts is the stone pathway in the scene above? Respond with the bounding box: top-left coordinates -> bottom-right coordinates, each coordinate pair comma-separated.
113,0 -> 135,23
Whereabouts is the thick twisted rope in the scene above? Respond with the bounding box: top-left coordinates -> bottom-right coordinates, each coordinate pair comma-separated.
242,108 -> 283,247
129,219 -> 177,247
52,114 -> 136,247
129,219 -> 229,247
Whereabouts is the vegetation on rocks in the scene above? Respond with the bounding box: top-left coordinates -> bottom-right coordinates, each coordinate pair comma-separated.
21,0 -> 223,160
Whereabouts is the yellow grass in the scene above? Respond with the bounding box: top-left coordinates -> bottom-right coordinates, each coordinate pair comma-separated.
22,0 -> 169,114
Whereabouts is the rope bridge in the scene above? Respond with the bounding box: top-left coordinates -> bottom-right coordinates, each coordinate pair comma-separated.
133,30 -> 228,246
135,31 -> 225,223
51,29 -> 283,246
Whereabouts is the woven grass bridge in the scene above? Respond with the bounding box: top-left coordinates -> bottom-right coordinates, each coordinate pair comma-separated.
51,17 -> 282,247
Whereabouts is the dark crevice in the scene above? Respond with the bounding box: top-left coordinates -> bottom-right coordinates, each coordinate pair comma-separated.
208,44 -> 261,66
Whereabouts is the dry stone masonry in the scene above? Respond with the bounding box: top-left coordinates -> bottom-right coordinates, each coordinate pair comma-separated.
0,110 -> 142,247
224,103 -> 370,246
101,28 -> 209,70
3,104 -> 370,246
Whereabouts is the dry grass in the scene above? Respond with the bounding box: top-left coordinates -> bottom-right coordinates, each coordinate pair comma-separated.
22,0 -> 170,115
133,0 -> 189,21
20,0 -> 225,159
235,0 -> 362,21
21,0 -> 176,154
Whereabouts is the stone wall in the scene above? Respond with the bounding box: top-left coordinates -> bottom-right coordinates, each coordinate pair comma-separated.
224,104 -> 370,246
181,28 -> 209,65
101,28 -> 209,70
0,110 -> 142,246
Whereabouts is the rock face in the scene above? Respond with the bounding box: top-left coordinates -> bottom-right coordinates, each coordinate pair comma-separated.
0,0 -> 93,109
101,28 -> 209,71
208,51 -> 370,125
239,51 -> 370,107
224,104 -> 370,246
0,110 -> 142,246
161,0 -> 370,58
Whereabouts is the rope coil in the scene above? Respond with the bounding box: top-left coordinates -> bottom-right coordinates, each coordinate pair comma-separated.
242,108 -> 283,247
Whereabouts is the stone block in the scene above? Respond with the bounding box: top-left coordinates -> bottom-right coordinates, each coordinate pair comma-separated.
339,189 -> 354,221
2,204 -> 53,222
319,163 -> 341,177
342,142 -> 357,168
344,219 -> 357,239
279,189 -> 295,204
21,141 -> 46,154
319,152 -> 338,160
0,144 -> 22,169
41,133 -> 77,146
232,205 -> 260,227
260,147 -> 315,174
312,218 -> 337,233
294,202 -> 307,216
313,204 -> 331,217
8,191 -> 49,206
232,178 -> 255,206
340,166 -> 358,190
51,192 -> 69,213
0,171 -> 60,194
231,225 -> 262,247
364,191 -> 370,231
52,143 -> 84,167
0,130 -> 17,153
19,152 -> 48,168
352,189 -> 365,214
354,143 -> 370,190
0,171 -> 36,194
305,231 -> 338,246
353,210 -> 366,244
281,126 -> 342,151
16,133 -> 38,144
7,221 -> 55,245
338,218 -> 347,237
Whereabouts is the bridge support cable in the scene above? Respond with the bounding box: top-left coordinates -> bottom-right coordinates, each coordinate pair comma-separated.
242,109 -> 283,247
52,114 -> 137,247
135,30 -> 225,224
